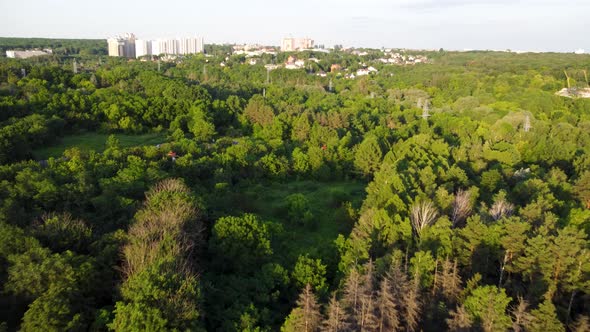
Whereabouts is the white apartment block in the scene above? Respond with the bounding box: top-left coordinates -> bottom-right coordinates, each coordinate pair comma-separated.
281,37 -> 314,52
178,37 -> 204,55
154,39 -> 179,55
6,49 -> 52,59
149,37 -> 204,56
135,39 -> 152,58
107,33 -> 136,58
110,33 -> 204,58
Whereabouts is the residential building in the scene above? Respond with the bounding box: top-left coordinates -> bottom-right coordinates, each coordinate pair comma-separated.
110,33 -> 205,58
281,37 -> 314,52
108,33 -> 136,58
178,37 -> 204,55
135,39 -> 152,58
151,37 -> 203,56
6,49 -> 52,59
153,39 -> 178,55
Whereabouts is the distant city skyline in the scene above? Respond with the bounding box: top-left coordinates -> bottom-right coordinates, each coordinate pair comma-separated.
1,0 -> 589,52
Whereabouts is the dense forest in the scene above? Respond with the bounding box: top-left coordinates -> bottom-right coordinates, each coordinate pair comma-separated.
0,37 -> 107,56
0,38 -> 589,331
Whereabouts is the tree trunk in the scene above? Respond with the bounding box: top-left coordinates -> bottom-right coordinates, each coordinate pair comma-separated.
567,290 -> 576,325
499,251 -> 509,287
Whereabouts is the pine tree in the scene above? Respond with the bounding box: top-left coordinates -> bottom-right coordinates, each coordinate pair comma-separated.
358,261 -> 377,331
438,258 -> 462,304
403,276 -> 422,332
446,305 -> 473,332
570,315 -> 590,332
529,299 -> 565,332
388,263 -> 422,332
375,276 -> 400,332
321,294 -> 350,332
342,268 -> 362,328
463,285 -> 512,332
510,296 -> 533,332
282,284 -> 322,332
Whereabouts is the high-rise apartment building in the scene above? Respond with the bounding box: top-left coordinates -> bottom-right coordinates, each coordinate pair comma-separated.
154,39 -> 179,55
135,39 -> 152,58
107,33 -> 136,58
109,33 -> 204,58
281,37 -> 314,52
146,37 -> 204,56
178,37 -> 204,55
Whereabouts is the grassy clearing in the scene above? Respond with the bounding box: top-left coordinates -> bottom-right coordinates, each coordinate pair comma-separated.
229,180 -> 367,265
33,132 -> 166,160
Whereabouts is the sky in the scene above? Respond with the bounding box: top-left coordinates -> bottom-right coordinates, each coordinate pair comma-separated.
0,0 -> 588,52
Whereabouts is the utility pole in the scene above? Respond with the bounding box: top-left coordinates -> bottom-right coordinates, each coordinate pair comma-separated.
583,69 -> 589,87
73,58 -> 78,74
564,70 -> 571,89
328,78 -> 333,92
157,59 -> 161,72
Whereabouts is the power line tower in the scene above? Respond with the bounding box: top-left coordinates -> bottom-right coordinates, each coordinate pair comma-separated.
419,98 -> 431,120
524,115 -> 532,132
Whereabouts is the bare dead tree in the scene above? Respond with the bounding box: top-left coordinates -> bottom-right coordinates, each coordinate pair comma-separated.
358,261 -> 377,331
452,190 -> 472,227
321,294 -> 350,332
403,277 -> 422,332
375,276 -> 400,332
299,284 -> 322,332
489,198 -> 514,221
570,315 -> 590,332
386,263 -> 421,332
446,305 -> 473,331
410,200 -> 439,240
342,268 -> 362,328
511,296 -> 533,332
439,258 -> 462,304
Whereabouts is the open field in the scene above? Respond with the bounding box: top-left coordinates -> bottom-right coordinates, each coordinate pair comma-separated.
224,180 -> 367,263
32,132 -> 166,159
